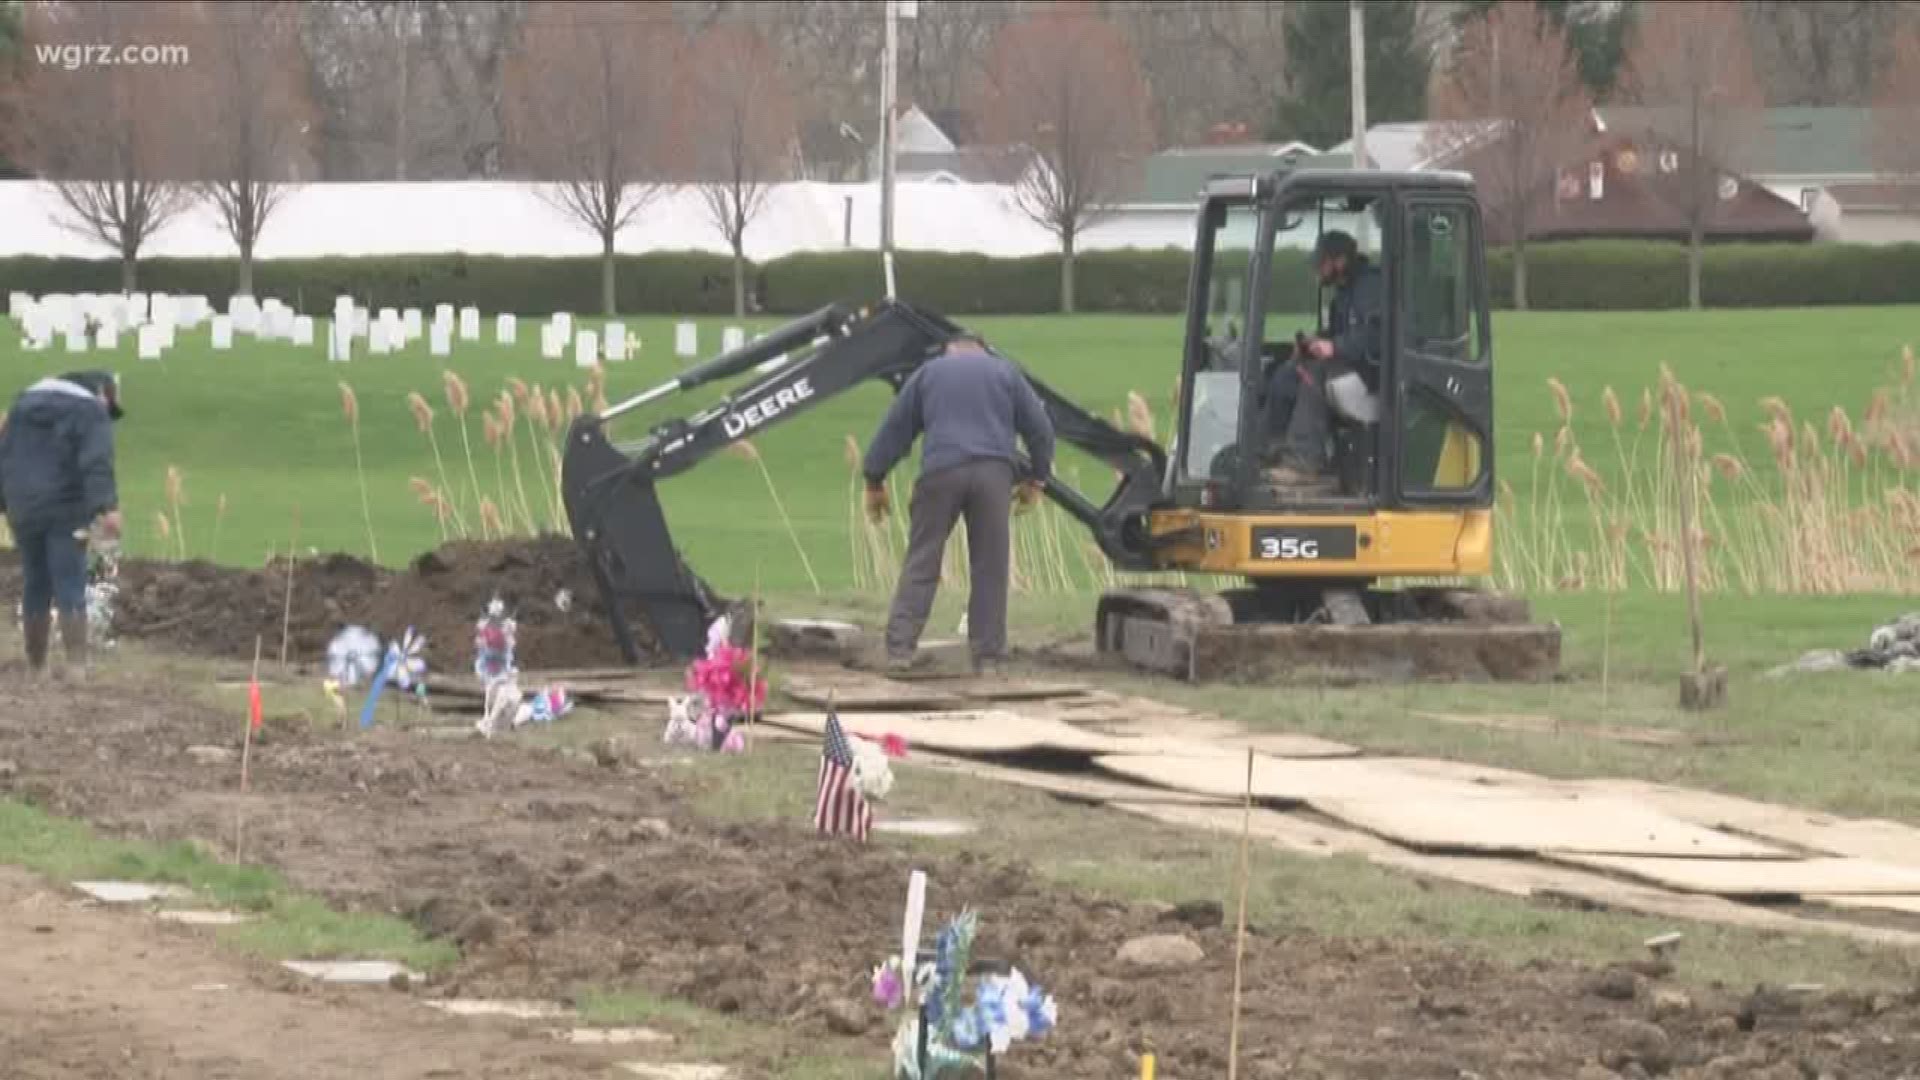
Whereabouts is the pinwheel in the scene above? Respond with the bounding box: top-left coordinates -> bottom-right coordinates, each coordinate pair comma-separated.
327,626 -> 382,688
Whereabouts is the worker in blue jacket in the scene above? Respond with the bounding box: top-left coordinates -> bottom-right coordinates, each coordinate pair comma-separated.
0,370 -> 123,678
1266,229 -> 1385,485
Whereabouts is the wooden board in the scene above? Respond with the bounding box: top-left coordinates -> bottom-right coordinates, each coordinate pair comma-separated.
1560,778 -> 1920,868
780,675 -> 969,712
1094,752 -> 1553,806
763,709 -> 1119,755
1113,802 -> 1920,949
1552,854 -> 1920,897
1314,794 -> 1787,859
1807,894 -> 1920,917
908,749 -> 1237,807
886,674 -> 1093,702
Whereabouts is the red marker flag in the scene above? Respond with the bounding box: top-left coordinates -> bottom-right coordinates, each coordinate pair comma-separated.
248,680 -> 263,730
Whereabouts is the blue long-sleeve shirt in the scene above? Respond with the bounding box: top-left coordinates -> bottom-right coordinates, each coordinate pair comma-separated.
862,344 -> 1055,485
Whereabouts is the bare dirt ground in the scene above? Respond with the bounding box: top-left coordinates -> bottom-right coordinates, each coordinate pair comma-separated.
0,864 -> 614,1080
1,635 -> 1918,1079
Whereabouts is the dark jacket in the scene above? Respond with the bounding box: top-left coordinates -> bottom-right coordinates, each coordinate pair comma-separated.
863,343 -> 1056,485
1328,259 -> 1385,384
0,377 -> 119,530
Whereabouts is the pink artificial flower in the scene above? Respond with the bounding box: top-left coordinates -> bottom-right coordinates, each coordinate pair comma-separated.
882,732 -> 909,759
721,727 -> 746,754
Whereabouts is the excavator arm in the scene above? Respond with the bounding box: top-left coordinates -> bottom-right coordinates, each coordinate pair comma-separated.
561,298 -> 1169,664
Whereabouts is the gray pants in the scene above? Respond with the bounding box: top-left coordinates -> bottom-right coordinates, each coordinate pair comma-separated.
885,458 -> 1013,661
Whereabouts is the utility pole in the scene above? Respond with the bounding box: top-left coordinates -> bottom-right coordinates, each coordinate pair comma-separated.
1349,0 -> 1368,171
396,0 -> 411,181
881,0 -> 898,258
880,0 -> 916,296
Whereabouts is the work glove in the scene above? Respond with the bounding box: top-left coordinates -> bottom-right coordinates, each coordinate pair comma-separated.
864,482 -> 891,524
1014,479 -> 1044,514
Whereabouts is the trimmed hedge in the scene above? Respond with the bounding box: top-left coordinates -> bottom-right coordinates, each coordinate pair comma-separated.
7,240 -> 1920,317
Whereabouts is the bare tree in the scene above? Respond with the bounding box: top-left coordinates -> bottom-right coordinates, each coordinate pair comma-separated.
22,1 -> 200,291
1424,2 -> 1593,311
500,1 -> 684,316
972,9 -> 1154,313
1617,0 -> 1766,311
687,22 -> 797,318
1099,0 -> 1291,148
188,1 -> 315,296
1871,26 -> 1920,211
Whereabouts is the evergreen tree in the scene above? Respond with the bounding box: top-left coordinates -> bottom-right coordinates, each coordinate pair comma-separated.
1268,0 -> 1429,149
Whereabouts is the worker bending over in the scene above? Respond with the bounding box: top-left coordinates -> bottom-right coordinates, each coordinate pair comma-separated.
861,333 -> 1055,674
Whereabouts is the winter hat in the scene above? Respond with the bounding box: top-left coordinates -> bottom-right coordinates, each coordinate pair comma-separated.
59,370 -> 123,420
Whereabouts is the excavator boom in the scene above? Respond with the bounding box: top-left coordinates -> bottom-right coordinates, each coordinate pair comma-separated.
560,299 -> 1166,663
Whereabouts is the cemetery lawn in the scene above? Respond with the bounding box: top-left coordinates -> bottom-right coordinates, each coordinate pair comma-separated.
1,305 -> 1915,597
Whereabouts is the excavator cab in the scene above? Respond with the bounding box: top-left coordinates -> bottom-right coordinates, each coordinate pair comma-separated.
1093,168 -> 1560,682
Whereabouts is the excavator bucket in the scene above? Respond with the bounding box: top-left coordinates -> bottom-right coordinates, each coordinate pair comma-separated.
561,416 -> 720,664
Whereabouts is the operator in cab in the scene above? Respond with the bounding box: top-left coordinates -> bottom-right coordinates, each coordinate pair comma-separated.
1265,229 -> 1384,486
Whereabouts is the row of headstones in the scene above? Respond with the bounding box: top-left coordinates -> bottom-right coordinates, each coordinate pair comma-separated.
10,290 -> 753,369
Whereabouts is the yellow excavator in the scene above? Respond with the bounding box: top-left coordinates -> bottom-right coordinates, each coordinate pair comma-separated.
561,167 -> 1561,683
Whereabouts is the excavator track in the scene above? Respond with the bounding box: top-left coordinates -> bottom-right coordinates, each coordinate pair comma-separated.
1095,584 -> 1561,684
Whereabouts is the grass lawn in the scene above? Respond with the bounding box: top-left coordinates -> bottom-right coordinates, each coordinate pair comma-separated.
2,305 -> 1914,598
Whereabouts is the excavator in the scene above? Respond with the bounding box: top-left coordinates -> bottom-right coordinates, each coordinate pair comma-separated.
561,167 -> 1562,683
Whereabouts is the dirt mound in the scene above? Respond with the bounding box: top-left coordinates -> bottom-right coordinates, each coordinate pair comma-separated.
1,537 -> 665,671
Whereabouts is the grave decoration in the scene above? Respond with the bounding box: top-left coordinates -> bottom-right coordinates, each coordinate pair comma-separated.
664,614 -> 765,753
870,902 -> 1057,1079
326,626 -> 382,688
473,596 -> 517,684
387,627 -> 430,706
83,533 -> 120,649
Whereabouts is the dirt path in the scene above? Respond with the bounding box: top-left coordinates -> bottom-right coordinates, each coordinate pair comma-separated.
0,866 -> 619,1080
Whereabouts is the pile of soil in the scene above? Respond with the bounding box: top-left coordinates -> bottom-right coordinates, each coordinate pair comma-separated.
0,537 -> 669,671
1,667 -> 1917,1079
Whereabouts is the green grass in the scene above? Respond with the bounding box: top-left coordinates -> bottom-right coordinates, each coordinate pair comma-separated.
3,306 -> 1915,598
0,797 -> 457,972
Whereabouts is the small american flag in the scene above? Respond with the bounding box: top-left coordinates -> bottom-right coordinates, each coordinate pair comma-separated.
813,707 -> 871,841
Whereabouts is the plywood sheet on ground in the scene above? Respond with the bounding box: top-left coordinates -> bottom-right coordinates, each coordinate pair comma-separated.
1094,753 -> 1560,806
888,674 -> 1093,702
908,750 -> 1237,807
1562,779 -> 1920,868
1553,854 -> 1920,896
1038,708 -> 1359,759
763,710 -> 1122,755
1315,794 -> 1786,858
1114,803 -> 1920,948
780,675 -> 969,711
1807,894 -> 1920,917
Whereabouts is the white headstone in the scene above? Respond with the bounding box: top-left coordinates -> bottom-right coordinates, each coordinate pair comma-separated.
495,313 -> 517,345
329,320 -> 351,362
368,321 -> 392,355
722,326 -> 746,353
675,322 -> 698,358
552,312 -> 573,342
430,322 -> 451,357
459,306 -> 481,341
126,292 -> 148,323
575,329 -> 599,368
541,322 -> 564,361
604,323 -> 627,362
94,324 -> 117,351
64,327 -> 87,353
231,296 -> 260,335
149,295 -> 173,331
6,291 -> 27,318
378,307 -> 398,331
403,308 -> 423,340
137,324 -> 163,360
292,315 -> 314,346
434,302 -> 454,327
210,315 -> 233,350
353,306 -> 370,337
